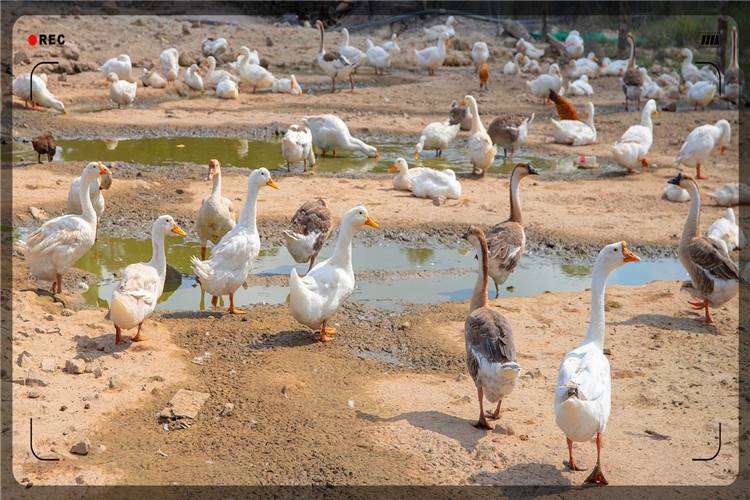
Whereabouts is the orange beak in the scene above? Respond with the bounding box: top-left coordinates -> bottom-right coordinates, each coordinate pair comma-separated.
621,241 -> 640,263
98,163 -> 111,175
413,152 -> 420,161
459,99 -> 465,106
720,145 -> 727,156
171,224 -> 187,237
364,215 -> 379,228
266,178 -> 280,189
388,163 -> 399,172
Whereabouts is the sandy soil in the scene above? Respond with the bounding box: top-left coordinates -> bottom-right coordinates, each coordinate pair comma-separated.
8,14 -> 744,490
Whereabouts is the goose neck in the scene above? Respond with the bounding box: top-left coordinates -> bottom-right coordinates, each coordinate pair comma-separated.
148,227 -> 167,277
469,236 -> 490,312
681,180 -> 701,245
508,168 -> 524,223
237,181 -> 260,232
79,175 -> 98,225
581,260 -> 610,350
328,219 -> 356,269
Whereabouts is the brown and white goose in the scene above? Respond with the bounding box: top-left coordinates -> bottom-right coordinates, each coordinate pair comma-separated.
621,33 -> 643,111
463,226 -> 520,430
283,199 -> 333,274
486,163 -> 539,297
315,20 -> 357,93
668,173 -> 739,323
487,114 -> 535,163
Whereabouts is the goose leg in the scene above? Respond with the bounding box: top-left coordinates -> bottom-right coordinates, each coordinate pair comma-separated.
704,304 -> 714,324
349,74 -> 354,92
115,326 -> 124,345
486,399 -> 502,419
55,273 -> 63,294
211,295 -> 219,308
307,254 -> 317,274
227,292 -> 245,314
200,246 -> 207,260
38,153 -> 42,163
473,386 -> 492,429
640,158 -> 649,169
493,279 -> 499,299
583,433 -> 608,485
330,77 -> 336,93
696,163 -> 708,180
566,437 -> 587,471
132,322 -> 148,342
318,321 -> 336,342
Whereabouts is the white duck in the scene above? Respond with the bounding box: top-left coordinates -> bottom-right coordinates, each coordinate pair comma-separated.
516,38 -> 544,60
99,54 -> 133,82
521,55 -> 541,74
109,215 -> 186,345
415,32 -> 449,76
107,72 -> 137,108
202,37 -> 229,58
12,73 -> 65,113
302,114 -> 379,158
686,81 -> 717,110
67,169 -> 113,236
503,53 -> 523,75
289,205 -> 379,342
315,20 -> 357,92
141,68 -> 167,89
382,33 -> 401,54
414,120 -> 460,159
424,16 -> 457,41
392,158 -> 461,202
565,30 -> 585,59
526,63 -> 563,103
551,101 -> 597,145
195,159 -> 236,260
642,79 -> 666,101
191,168 -> 279,314
472,41 -> 490,72
365,39 -> 392,75
599,57 -> 628,77
26,162 -> 111,293
238,54 -> 275,93
184,64 -> 204,92
707,208 -> 745,254
612,99 -> 658,172
680,48 -> 704,84
708,183 -> 750,207
159,48 -> 179,85
664,183 -> 690,203
675,119 -> 731,180
463,95 -> 496,176
216,75 -> 239,99
567,74 -> 594,96
567,52 -> 599,79
204,56 -> 238,90
272,74 -> 302,95
282,124 -> 316,171
555,241 -> 640,486
339,28 -> 366,68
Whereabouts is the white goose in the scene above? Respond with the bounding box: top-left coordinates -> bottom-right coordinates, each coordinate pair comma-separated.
191,168 -> 279,314
141,68 -> 167,89
664,182 -> 691,203
315,20 -> 357,93
365,39 -> 392,75
414,120 -> 460,159
680,48 -> 704,84
464,95 -> 496,176
12,73 -> 65,113
526,63 -> 563,103
686,81 -> 716,110
204,56 -> 238,90
424,16 -> 456,41
516,38 -> 544,60
289,205 -> 379,342
216,75 -> 239,99
551,101 -> 596,145
99,54 -> 133,82
707,208 -> 745,254
503,53 -> 523,75
415,32 -> 449,76
600,57 -> 628,77
471,41 -> 490,72
184,64 -> 204,92
555,241 -> 640,486
389,158 -> 461,201
382,33 -> 400,54
195,160 -> 236,260
612,99 -> 658,172
67,169 -> 113,236
302,114 -> 379,158
565,30 -> 585,58
282,124 -> 316,171
107,72 -> 137,108
202,37 -> 229,58
238,50 -> 275,92
568,74 -> 594,96
339,28 -> 366,68
567,52 -> 600,79
272,75 -> 302,95
675,119 -> 731,180
159,48 -> 179,85
26,162 -> 111,293
109,215 -> 186,345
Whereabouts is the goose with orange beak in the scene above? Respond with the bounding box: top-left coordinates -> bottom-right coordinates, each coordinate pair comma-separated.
191,168 -> 279,315
109,215 -> 187,344
289,205 -> 379,342
555,241 -> 640,486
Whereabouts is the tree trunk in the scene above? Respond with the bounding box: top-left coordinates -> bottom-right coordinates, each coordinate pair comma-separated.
618,3 -> 629,59
718,2 -> 729,72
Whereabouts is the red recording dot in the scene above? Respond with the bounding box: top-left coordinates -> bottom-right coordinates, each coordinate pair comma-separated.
28,34 -> 37,46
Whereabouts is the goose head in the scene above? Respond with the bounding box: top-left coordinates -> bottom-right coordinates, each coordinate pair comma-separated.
715,119 -> 731,153
81,161 -> 111,184
462,225 -> 487,256
390,157 -> 410,172
154,214 -> 187,238
446,16 -> 456,27
667,172 -> 699,190
206,159 -> 221,181
249,167 -> 280,190
342,205 -> 379,231
289,74 -> 302,95
106,72 -> 119,84
513,162 -> 541,179
596,241 -> 641,274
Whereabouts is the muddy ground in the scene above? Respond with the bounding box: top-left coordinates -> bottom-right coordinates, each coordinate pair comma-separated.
7,14 -> 744,491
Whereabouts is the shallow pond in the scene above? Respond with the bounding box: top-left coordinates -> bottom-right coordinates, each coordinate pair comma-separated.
69,234 -> 687,312
12,136 -> 614,175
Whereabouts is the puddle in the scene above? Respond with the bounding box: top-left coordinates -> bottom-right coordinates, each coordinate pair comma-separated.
55,233 -> 686,312
11,136 -> 612,175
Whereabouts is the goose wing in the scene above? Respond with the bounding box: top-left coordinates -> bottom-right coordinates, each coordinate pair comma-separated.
486,222 -> 524,272
689,237 -> 739,281
465,308 -> 517,366
291,199 -> 333,237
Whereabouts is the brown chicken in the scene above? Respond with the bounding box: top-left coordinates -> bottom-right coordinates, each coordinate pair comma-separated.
549,89 -> 579,120
479,63 -> 489,91
31,131 -> 56,163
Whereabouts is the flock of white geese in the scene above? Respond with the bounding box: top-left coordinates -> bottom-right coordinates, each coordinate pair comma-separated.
16,17 -> 742,486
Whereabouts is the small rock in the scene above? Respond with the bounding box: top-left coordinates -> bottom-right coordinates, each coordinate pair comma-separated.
25,370 -> 48,387
218,402 -> 234,416
17,351 -> 34,368
84,403 -> 90,410
14,50 -> 30,65
29,206 -> 48,222
347,400 -> 355,409
62,46 -> 80,60
40,358 -> 55,372
519,434 -> 529,441
398,321 -> 411,330
61,309 -> 74,317
60,405 -> 67,411
281,385 -> 289,398
75,475 -> 85,485
45,314 -> 54,321
112,352 -> 122,359
182,24 -> 191,35
94,367 -> 103,378
159,389 -> 210,420
455,372 -> 467,381
265,36 -> 274,47
27,391 -> 40,399
178,51 -> 199,67
108,376 -> 122,389
65,359 -> 86,375
70,438 -> 91,455
58,73 -> 67,82
176,188 -> 185,194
